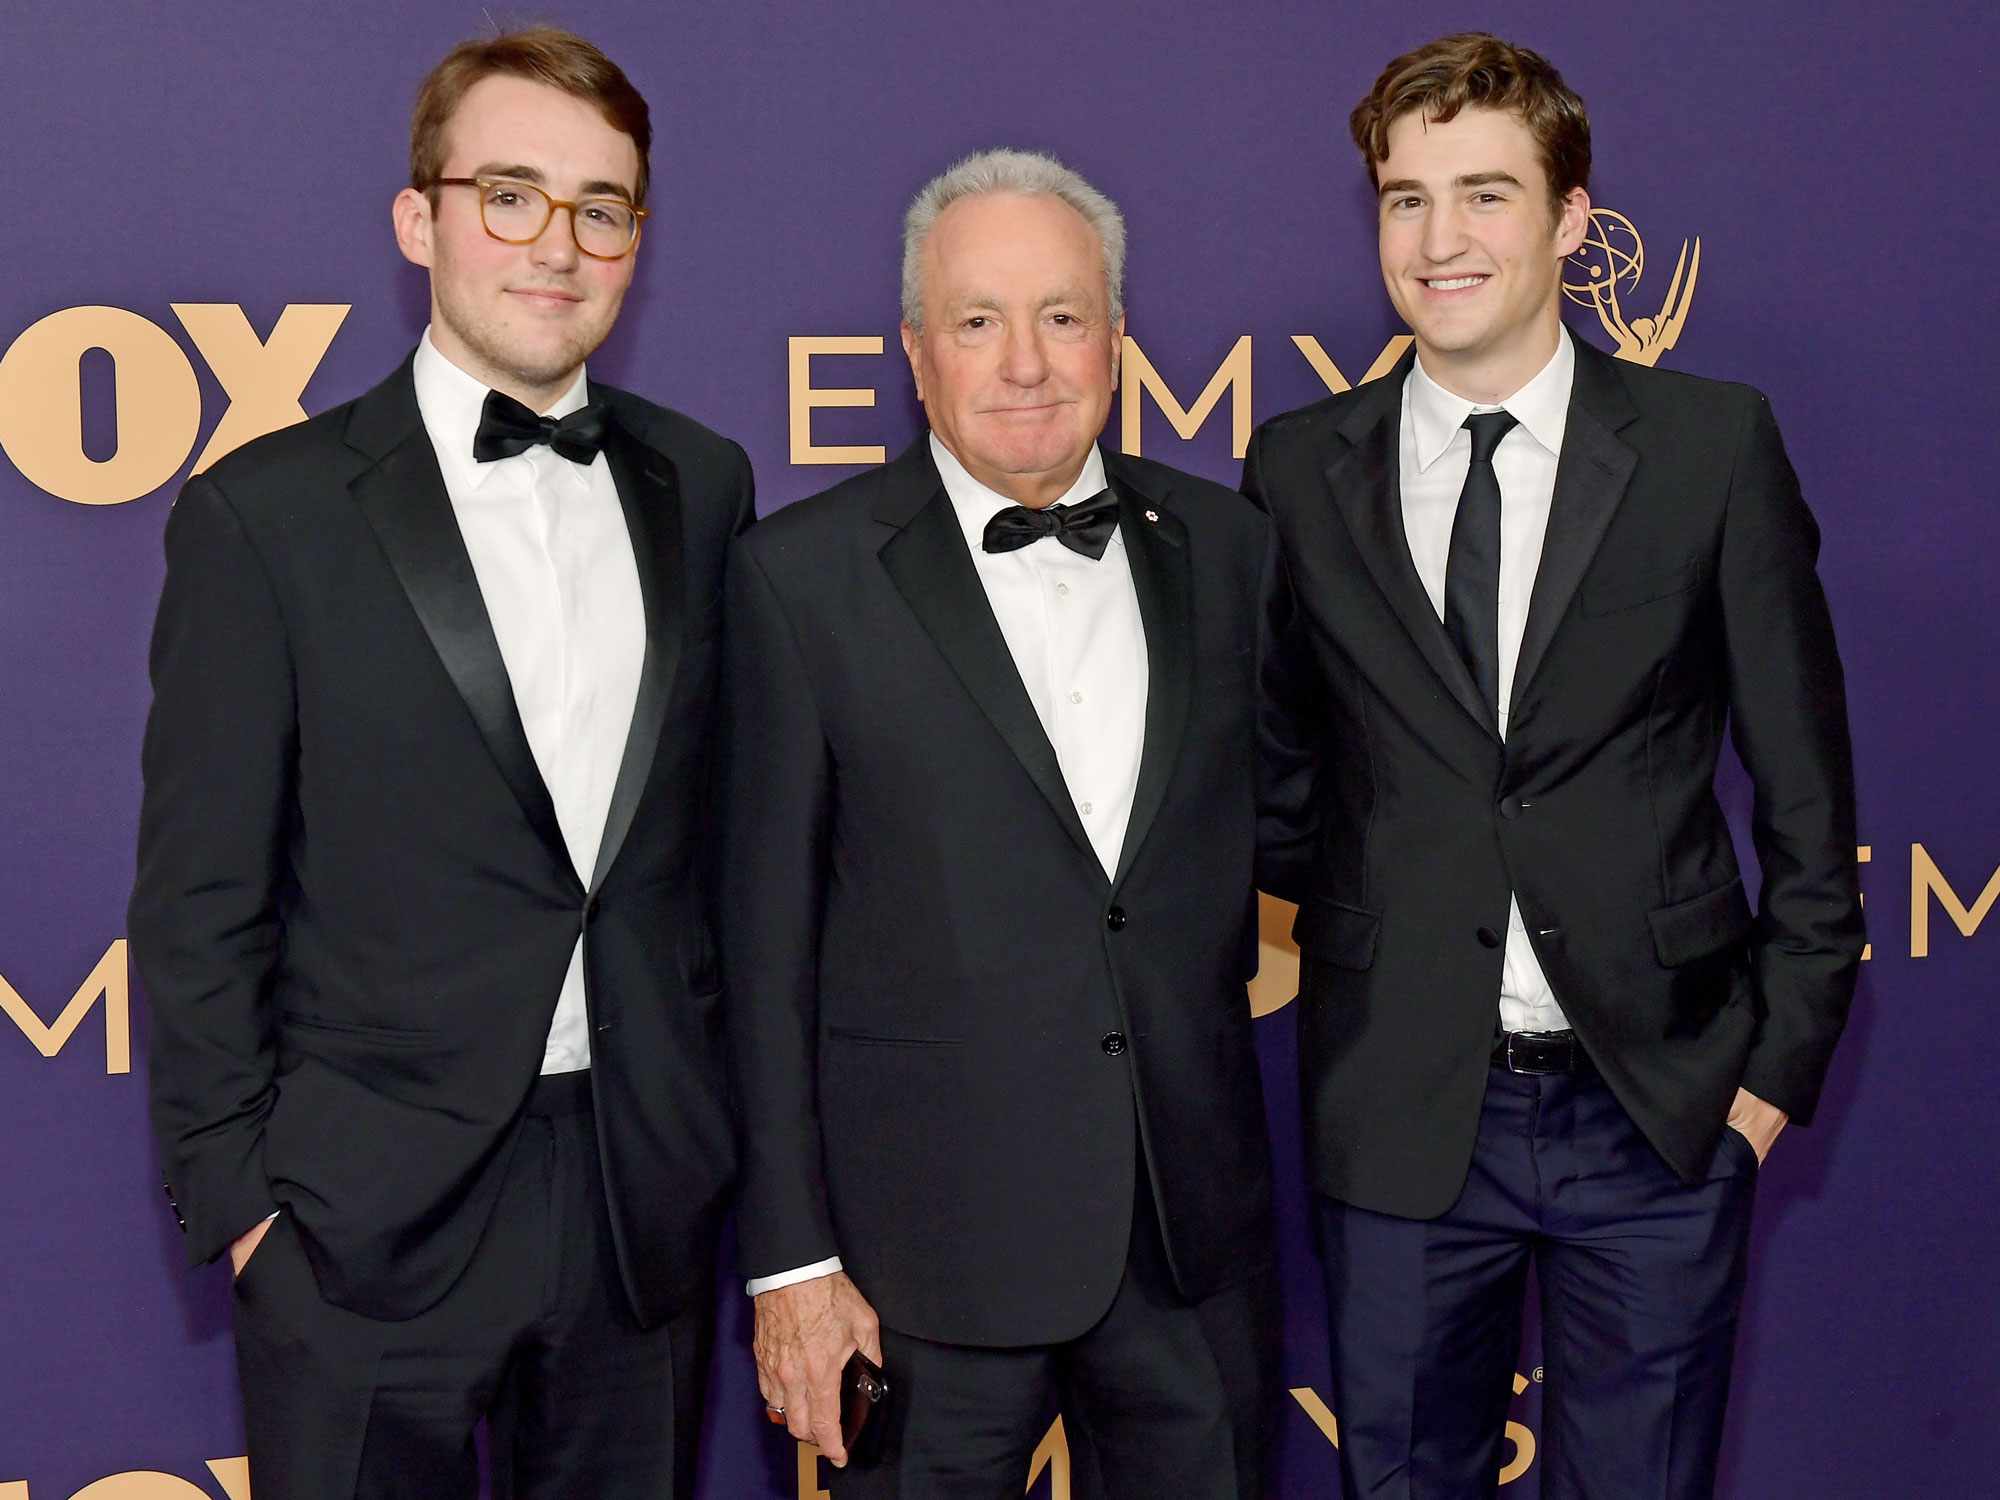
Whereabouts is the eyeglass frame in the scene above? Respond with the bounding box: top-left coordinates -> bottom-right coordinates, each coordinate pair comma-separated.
430,176 -> 649,260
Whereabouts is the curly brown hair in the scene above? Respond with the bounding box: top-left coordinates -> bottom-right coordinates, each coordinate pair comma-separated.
1350,33 -> 1590,218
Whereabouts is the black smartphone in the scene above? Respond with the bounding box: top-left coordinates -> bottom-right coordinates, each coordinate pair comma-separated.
840,1349 -> 890,1458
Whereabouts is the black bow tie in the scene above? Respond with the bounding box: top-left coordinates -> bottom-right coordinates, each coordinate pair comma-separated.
980,488 -> 1119,561
473,389 -> 609,465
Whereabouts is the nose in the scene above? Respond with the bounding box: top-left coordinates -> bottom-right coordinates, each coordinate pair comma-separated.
532,204 -> 581,271
1419,201 -> 1468,265
999,321 -> 1051,388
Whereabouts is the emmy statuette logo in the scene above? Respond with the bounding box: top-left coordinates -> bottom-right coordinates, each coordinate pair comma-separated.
1563,208 -> 1700,367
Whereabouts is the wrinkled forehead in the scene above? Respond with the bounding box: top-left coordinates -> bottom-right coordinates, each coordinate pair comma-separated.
924,194 -> 1108,303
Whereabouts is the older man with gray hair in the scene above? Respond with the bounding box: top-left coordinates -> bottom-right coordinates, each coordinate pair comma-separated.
720,148 -> 1294,1496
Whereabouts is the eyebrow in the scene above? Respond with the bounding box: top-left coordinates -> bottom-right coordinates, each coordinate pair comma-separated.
1379,170 -> 1526,199
473,163 -> 636,201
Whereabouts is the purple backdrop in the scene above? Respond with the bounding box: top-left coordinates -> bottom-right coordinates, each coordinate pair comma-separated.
3,3 -> 1993,1495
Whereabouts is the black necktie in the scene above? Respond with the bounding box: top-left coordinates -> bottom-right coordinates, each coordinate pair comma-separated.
980,488 -> 1120,561
473,389 -> 610,465
1442,411 -> 1518,723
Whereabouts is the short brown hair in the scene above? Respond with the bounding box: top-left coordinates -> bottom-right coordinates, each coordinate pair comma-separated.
1349,33 -> 1590,215
410,27 -> 652,205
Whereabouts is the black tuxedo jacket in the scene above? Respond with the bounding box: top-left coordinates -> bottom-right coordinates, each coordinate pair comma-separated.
131,357 -> 752,1323
720,439 -> 1281,1347
1246,338 -> 1864,1218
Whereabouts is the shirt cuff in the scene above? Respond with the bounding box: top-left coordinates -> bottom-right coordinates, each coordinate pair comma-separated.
745,1256 -> 843,1297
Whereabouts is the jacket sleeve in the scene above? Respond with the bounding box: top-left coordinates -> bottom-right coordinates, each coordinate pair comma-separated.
718,535 -> 841,1277
1243,427 -> 1323,904
129,475 -> 294,1264
1717,393 -> 1865,1124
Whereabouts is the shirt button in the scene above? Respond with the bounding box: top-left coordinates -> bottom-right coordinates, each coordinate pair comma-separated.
1081,801 -> 1094,815
1070,690 -> 1084,704
1101,1031 -> 1128,1056
1056,582 -> 1071,596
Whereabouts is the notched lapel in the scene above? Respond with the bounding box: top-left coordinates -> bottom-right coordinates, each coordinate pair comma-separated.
1512,350 -> 1639,705
590,418 -> 686,891
878,484 -> 1101,875
1326,402 -> 1497,737
1110,478 -> 1191,889
345,409 -> 572,878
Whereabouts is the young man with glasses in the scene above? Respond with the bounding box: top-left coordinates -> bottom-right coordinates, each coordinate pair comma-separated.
131,27 -> 751,1499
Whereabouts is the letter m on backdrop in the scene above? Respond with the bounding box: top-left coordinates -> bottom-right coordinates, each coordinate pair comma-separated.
0,940 -> 130,1074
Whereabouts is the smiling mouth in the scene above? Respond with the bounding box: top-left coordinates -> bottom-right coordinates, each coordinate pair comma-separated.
509,287 -> 583,304
1422,274 -> 1490,292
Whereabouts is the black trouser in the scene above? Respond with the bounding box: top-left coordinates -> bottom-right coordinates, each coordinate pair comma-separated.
1319,1062 -> 1757,1500
830,1172 -> 1279,1500
230,1072 -> 713,1500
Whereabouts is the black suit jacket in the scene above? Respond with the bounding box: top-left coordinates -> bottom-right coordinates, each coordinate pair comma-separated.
719,439 -> 1281,1347
1246,337 -> 1864,1218
131,356 -> 753,1323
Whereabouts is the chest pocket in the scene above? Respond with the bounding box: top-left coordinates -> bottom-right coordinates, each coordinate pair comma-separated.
1581,560 -> 1700,617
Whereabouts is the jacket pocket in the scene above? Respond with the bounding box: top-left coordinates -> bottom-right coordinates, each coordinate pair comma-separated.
1290,896 -> 1381,971
1648,878 -> 1754,967
1582,561 -> 1699,616
823,1026 -> 964,1048
278,1011 -> 440,1047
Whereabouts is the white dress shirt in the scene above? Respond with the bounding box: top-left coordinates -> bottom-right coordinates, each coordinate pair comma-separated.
1399,329 -> 1575,1035
413,330 -> 645,1074
746,433 -> 1151,1296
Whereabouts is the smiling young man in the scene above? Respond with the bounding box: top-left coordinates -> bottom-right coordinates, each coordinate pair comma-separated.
721,149 -> 1285,1497
1244,33 -> 1863,1500
131,28 -> 752,1499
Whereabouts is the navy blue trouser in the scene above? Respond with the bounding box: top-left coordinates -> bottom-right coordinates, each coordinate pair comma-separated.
1319,1064 -> 1757,1499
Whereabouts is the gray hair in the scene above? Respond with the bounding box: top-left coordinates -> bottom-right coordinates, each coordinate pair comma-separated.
900,148 -> 1127,329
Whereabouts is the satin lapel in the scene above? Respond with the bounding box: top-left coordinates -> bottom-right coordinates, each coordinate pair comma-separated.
1326,400 -> 1498,737
1108,472 -> 1191,890
1511,346 -> 1639,705
877,481 -> 1101,874
344,384 -> 570,872
589,416 -> 685,891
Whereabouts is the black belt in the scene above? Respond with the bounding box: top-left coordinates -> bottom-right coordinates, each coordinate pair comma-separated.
1491,1030 -> 1591,1075
526,1068 -> 593,1116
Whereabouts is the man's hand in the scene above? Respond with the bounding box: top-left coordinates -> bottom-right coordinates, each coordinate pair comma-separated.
1727,1087 -> 1789,1165
228,1215 -> 276,1278
753,1271 -> 882,1467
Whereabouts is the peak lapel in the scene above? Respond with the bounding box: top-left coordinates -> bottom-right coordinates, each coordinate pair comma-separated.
588,415 -> 685,891
874,444 -> 1101,876
1106,467 -> 1191,889
1326,383 -> 1498,738
1512,343 -> 1639,706
343,367 -> 571,878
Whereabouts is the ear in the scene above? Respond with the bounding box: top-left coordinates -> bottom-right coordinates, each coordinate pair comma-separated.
392,186 -> 435,269
1109,312 -> 1126,391
899,321 -> 924,404
1553,186 -> 1591,259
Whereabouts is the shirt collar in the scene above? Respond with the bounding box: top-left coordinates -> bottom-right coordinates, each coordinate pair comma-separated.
929,432 -> 1114,559
412,326 -> 591,497
1406,325 -> 1576,472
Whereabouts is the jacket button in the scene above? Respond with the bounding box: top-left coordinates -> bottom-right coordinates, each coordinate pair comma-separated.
1499,796 -> 1524,820
1105,906 -> 1128,931
1476,926 -> 1502,949
1101,1031 -> 1128,1056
